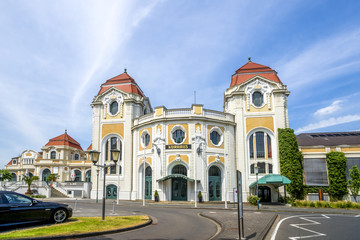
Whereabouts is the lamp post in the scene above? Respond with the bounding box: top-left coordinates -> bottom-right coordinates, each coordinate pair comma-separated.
89,150 -> 118,221
142,135 -> 146,207
96,168 -> 100,203
254,164 -> 259,210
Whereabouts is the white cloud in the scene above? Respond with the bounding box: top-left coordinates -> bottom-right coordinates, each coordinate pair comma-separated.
277,29 -> 360,90
295,115 -> 360,133
314,100 -> 343,117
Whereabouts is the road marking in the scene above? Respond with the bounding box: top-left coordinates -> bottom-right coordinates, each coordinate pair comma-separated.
288,215 -> 329,239
270,214 -> 327,240
209,211 -> 217,213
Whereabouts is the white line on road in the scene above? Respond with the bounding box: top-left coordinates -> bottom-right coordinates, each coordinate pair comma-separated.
270,214 -> 328,240
288,215 -> 329,239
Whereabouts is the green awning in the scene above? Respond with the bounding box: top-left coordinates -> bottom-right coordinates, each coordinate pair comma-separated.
249,174 -> 291,188
157,174 -> 195,182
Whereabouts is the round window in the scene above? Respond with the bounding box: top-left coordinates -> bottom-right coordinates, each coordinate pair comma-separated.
109,101 -> 119,115
172,128 -> 185,144
252,92 -> 263,107
210,129 -> 222,146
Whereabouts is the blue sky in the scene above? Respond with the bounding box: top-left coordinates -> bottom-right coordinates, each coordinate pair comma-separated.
1,0 -> 360,168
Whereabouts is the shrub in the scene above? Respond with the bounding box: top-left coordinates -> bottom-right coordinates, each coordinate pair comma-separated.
247,195 -> 260,206
29,195 -> 46,198
278,128 -> 305,200
292,200 -> 360,209
348,165 -> 360,203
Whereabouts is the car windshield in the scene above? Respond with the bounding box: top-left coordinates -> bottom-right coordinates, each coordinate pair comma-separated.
4,193 -> 32,204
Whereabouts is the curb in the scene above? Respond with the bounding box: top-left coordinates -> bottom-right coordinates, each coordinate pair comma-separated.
257,214 -> 279,240
199,212 -> 224,240
13,216 -> 153,240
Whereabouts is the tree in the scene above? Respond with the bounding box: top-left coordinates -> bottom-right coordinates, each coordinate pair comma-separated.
0,169 -> 12,181
46,174 -> 57,187
348,165 -> 360,202
278,128 -> 305,199
326,151 -> 348,201
22,174 -> 39,195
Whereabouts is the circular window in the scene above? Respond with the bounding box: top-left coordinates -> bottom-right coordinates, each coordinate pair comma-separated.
209,128 -> 223,146
171,127 -> 186,144
252,92 -> 263,107
141,131 -> 151,148
109,101 -> 119,115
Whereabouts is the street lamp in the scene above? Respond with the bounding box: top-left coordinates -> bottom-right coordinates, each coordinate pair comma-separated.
254,163 -> 259,210
89,150 -> 118,221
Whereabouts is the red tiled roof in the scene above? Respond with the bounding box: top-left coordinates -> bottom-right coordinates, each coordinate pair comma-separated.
98,72 -> 144,97
6,160 -> 13,166
45,132 -> 83,150
87,144 -> 92,151
230,61 -> 282,87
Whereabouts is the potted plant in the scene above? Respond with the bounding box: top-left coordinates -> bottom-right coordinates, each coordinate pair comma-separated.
154,190 -> 159,202
198,191 -> 203,203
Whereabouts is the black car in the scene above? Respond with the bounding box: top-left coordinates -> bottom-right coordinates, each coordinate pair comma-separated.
0,191 -> 72,227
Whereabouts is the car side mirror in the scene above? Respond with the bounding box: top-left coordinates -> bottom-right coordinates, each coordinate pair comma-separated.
31,199 -> 38,205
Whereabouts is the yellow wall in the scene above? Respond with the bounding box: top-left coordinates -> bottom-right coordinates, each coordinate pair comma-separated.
168,124 -> 189,144
102,123 -> 124,139
246,117 -> 274,133
168,155 -> 189,164
207,125 -> 225,149
195,123 -> 202,132
194,105 -> 202,115
138,157 -> 152,166
301,148 -> 326,153
341,147 -> 360,152
208,156 -> 225,164
139,127 -> 153,150
155,107 -> 163,116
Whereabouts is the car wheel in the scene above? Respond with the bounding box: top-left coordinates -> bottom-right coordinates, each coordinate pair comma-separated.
52,208 -> 68,223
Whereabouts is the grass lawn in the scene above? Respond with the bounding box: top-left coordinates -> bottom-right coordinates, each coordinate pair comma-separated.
0,215 -> 149,239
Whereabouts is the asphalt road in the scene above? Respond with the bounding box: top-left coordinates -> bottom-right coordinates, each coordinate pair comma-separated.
61,200 -> 219,240
269,213 -> 360,240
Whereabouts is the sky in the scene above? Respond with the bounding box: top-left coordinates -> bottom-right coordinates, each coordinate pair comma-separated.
1,0 -> 360,168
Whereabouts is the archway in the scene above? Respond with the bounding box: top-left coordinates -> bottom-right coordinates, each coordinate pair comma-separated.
106,184 -> 117,199
42,169 -> 51,182
74,170 -> 81,182
145,166 -> 152,200
209,166 -> 221,201
85,170 -> 91,182
11,173 -> 17,181
171,165 -> 187,201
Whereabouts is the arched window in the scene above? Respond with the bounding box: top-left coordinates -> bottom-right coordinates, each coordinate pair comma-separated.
249,131 -> 272,159
142,132 -> 150,148
258,162 -> 266,174
172,165 -> 187,176
209,166 -> 221,176
109,101 -> 118,115
74,170 -> 81,182
50,151 -> 56,159
104,136 -> 122,175
11,173 -> 17,181
145,166 -> 152,176
74,153 -> 80,160
85,171 -> 91,182
252,92 -> 263,107
210,129 -> 222,146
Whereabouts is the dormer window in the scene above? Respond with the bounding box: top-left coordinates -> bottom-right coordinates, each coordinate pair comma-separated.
109,101 -> 119,115
74,153 -> 80,160
50,151 -> 56,159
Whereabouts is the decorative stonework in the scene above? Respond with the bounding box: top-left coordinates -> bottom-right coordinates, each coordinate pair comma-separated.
245,79 -> 273,109
102,90 -> 124,118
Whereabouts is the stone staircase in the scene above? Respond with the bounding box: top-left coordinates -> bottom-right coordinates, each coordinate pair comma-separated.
50,187 -> 69,198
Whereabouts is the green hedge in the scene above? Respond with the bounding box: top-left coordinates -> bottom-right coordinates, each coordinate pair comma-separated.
293,200 -> 360,209
278,128 -> 305,199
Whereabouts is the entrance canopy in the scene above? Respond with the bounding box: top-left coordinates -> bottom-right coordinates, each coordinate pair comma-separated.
157,174 -> 195,182
249,174 -> 291,188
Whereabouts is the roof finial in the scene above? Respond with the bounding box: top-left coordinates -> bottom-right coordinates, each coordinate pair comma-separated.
124,68 -> 127,73
65,129 -> 67,134
248,57 -> 251,62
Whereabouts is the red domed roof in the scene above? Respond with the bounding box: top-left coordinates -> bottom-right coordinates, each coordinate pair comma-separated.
230,60 -> 282,87
45,131 -> 83,150
98,71 -> 144,97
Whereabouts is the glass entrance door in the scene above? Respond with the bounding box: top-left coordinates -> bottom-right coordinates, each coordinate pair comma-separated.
172,178 -> 187,201
106,184 -> 117,199
259,186 -> 271,202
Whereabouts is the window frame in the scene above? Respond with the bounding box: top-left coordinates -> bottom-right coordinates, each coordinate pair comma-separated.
109,100 -> 119,116
170,126 -> 186,145
209,127 -> 223,147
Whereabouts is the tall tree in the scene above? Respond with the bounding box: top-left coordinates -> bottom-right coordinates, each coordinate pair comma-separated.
278,128 -> 304,199
326,151 -> 348,201
348,165 -> 360,202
